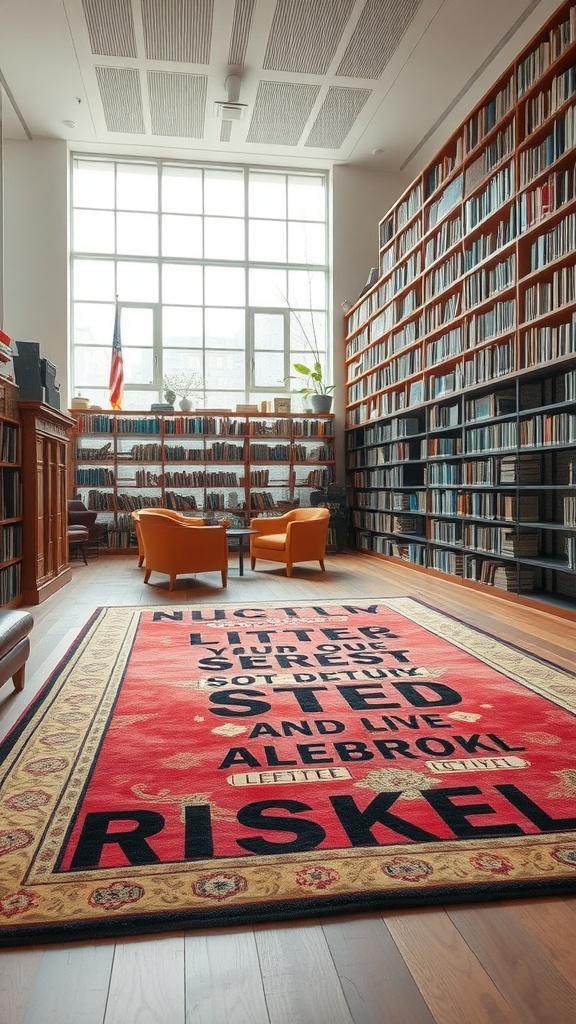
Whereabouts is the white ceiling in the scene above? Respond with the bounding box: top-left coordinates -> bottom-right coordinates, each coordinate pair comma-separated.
0,0 -> 563,178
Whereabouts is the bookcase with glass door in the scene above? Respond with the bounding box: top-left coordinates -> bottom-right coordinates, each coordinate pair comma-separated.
345,0 -> 576,615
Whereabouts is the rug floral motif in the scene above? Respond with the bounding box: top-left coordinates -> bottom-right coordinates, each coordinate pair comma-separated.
1,598 -> 576,945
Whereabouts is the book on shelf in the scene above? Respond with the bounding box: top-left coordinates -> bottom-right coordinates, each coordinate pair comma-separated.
501,494 -> 539,521
499,454 -> 541,484
500,530 -> 539,557
480,559 -> 534,591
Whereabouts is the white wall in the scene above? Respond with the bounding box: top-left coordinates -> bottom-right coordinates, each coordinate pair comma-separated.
2,144 -> 406,449
4,139 -> 69,404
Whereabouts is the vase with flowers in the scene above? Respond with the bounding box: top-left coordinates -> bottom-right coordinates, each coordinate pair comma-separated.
162,372 -> 202,412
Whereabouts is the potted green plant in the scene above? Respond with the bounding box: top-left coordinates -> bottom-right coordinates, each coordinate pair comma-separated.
280,278 -> 334,413
162,372 -> 202,412
290,360 -> 335,413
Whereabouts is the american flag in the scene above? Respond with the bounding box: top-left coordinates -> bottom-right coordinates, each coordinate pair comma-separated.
109,302 -> 124,410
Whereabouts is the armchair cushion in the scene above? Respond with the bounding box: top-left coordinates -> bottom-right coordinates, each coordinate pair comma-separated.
0,609 -> 34,692
250,507 -> 330,577
137,511 -> 228,591
132,508 -> 203,567
67,500 -> 106,544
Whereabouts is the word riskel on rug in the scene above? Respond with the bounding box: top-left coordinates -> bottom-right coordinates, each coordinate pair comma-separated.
1,597 -> 576,946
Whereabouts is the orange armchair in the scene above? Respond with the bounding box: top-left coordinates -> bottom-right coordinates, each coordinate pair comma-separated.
250,508 -> 330,577
132,508 -> 204,567
136,511 -> 228,590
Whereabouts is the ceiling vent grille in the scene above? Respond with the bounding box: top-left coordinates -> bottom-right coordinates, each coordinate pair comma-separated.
305,86 -> 371,149
247,81 -> 320,145
95,66 -> 144,132
337,0 -> 423,79
82,0 -> 136,58
148,72 -> 207,137
228,0 -> 255,66
263,0 -> 354,74
141,0 -> 213,63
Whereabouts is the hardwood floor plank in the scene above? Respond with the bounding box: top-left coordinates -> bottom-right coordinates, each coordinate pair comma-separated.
321,913 -> 436,1024
184,927 -> 269,1024
254,918 -> 354,1024
502,898 -> 576,986
383,907 -> 522,1024
21,944 -> 114,1024
104,935 -> 185,1024
0,950 -> 44,1024
446,902 -> 576,1024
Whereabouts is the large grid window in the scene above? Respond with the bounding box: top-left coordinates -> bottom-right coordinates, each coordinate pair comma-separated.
71,157 -> 329,410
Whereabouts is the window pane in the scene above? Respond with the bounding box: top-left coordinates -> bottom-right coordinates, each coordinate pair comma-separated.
162,264 -> 202,305
124,347 -> 154,384
74,346 -> 111,386
249,219 -> 286,262
74,302 -> 115,345
288,269 -> 325,309
163,350 -> 203,377
122,389 -> 158,410
204,169 -> 244,215
74,209 -> 115,253
162,165 -> 202,213
205,266 -> 245,306
73,259 -> 115,300
249,172 -> 286,218
288,175 -> 325,220
254,351 -> 284,387
163,307 -> 203,348
288,221 -> 325,264
290,311 -> 327,355
205,350 -> 243,389
117,212 -> 159,256
162,214 -> 202,257
249,268 -> 287,307
254,312 -> 285,351
117,163 -> 158,211
205,308 -> 244,349
121,308 -> 154,347
73,160 -> 114,209
206,390 -> 244,408
117,262 -> 159,302
205,217 -> 244,260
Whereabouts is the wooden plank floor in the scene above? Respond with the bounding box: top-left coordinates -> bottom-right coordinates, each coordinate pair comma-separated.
1,549 -> 575,1024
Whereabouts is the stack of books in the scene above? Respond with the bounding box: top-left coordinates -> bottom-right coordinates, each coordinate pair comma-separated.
501,530 -> 540,556
501,494 -> 540,521
480,559 -> 534,591
499,454 -> 541,483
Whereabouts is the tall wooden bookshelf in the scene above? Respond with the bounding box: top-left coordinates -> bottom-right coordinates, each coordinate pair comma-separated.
344,0 -> 576,615
0,381 -> 22,607
70,410 -> 335,551
19,403 -> 74,604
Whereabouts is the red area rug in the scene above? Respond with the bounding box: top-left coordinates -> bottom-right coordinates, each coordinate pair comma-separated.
1,598 -> 576,946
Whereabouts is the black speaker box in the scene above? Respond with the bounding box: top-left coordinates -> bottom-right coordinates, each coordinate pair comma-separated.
13,341 -> 43,401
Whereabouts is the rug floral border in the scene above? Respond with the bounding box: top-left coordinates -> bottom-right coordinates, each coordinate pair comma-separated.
1,598 -> 576,946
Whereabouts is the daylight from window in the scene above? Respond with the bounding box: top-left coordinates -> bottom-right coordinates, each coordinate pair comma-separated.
71,158 -> 329,411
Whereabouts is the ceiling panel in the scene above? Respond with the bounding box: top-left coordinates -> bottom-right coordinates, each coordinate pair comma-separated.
263,0 -> 355,74
141,0 -> 213,64
0,0 -> 564,171
95,66 -> 144,133
82,0 -> 137,58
